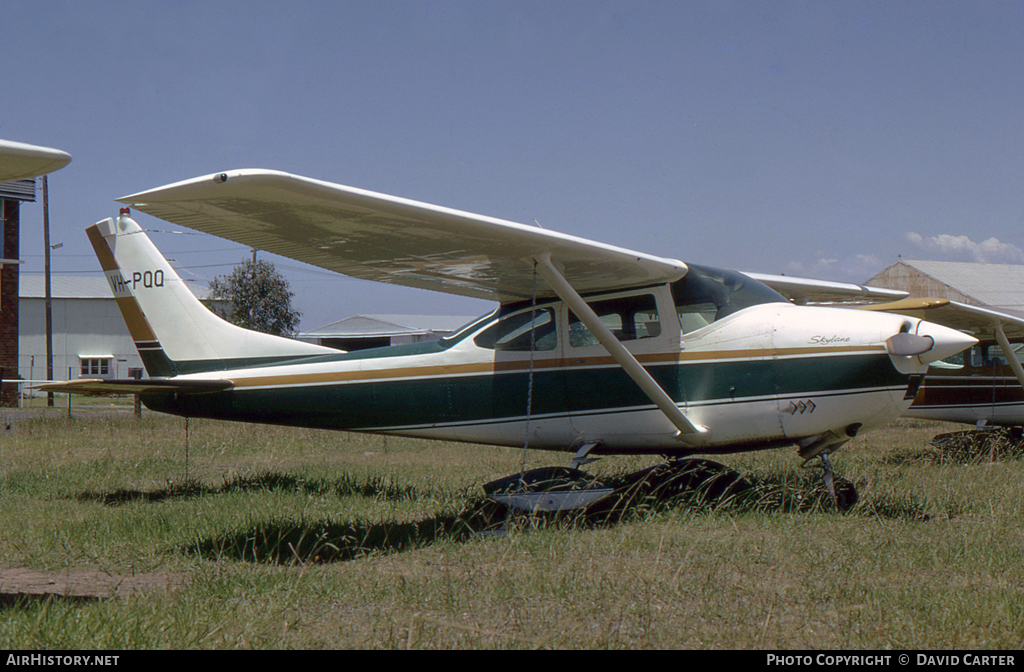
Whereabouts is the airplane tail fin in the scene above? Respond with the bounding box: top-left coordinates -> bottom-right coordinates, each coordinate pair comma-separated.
88,210 -> 336,377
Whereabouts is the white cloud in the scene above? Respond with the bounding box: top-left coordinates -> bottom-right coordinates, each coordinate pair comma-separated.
905,232 -> 1024,264
783,253 -> 884,283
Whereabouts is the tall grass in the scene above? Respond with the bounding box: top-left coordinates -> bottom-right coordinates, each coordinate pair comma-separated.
1,413 -> 1023,648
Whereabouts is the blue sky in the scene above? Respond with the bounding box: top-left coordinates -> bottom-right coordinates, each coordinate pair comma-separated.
4,1 -> 1024,329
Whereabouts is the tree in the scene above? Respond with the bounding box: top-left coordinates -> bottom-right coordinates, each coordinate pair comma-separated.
208,258 -> 301,337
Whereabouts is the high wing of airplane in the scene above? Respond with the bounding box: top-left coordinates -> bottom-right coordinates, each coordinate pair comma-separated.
752,271 -> 1024,434
111,169 -> 690,302
38,169 -> 978,510
0,139 -> 71,182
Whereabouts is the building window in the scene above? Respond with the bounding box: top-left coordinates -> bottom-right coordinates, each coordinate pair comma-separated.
80,358 -> 110,377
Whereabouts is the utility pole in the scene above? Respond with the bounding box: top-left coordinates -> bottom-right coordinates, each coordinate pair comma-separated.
43,175 -> 54,406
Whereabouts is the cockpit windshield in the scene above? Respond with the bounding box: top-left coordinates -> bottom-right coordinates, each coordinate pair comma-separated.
672,264 -> 787,334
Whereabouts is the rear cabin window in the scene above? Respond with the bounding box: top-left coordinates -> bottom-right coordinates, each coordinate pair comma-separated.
672,264 -> 786,334
474,307 -> 557,351
569,293 -> 661,348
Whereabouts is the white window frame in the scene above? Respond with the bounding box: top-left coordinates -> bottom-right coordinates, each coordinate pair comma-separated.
79,357 -> 112,377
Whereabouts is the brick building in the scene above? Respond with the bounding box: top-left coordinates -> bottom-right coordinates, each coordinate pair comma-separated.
1,183 -> 32,405
0,139 -> 72,405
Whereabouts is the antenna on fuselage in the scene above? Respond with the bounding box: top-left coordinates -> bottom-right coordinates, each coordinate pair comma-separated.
519,259 -> 539,479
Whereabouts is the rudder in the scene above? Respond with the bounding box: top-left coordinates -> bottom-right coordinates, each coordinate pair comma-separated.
88,210 -> 335,376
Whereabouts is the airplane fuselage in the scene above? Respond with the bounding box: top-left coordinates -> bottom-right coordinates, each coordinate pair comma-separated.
64,213 -> 974,460
142,280 -> 934,456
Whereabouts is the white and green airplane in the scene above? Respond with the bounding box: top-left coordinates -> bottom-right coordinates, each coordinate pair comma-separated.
42,169 -> 985,508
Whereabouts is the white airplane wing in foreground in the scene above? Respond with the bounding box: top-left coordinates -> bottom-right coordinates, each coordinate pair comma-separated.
0,139 -> 71,182
117,169 -> 687,302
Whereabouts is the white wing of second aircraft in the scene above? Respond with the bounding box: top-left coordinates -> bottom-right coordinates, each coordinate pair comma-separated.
117,169 -> 688,303
857,298 -> 1024,342
0,139 -> 71,182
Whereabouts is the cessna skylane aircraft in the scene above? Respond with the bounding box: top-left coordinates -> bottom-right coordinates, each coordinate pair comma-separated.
40,169 -> 984,510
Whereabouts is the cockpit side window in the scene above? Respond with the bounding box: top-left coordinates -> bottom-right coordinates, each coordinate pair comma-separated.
672,264 -> 786,334
474,307 -> 557,351
568,293 -> 661,348
443,310 -> 499,344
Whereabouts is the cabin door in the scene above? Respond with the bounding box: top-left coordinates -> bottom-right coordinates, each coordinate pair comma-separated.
562,288 -> 679,448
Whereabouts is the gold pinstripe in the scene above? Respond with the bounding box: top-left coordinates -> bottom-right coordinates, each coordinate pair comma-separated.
227,344 -> 888,389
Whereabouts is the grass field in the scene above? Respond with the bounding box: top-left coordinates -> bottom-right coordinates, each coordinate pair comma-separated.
0,408 -> 1022,649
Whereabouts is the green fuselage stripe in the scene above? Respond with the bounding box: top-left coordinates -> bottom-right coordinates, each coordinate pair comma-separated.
142,353 -> 908,431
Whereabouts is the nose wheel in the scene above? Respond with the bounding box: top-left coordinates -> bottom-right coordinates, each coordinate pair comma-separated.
798,431 -> 859,512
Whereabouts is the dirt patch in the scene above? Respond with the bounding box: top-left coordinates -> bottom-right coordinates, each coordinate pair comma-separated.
0,566 -> 189,602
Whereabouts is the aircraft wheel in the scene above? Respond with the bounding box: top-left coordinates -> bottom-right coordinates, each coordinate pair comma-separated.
932,428 -> 1023,462
621,457 -> 750,503
482,466 -> 615,513
831,476 -> 858,512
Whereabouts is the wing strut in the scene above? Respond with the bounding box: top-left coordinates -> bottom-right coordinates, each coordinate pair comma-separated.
533,254 -> 710,444
994,324 -> 1024,390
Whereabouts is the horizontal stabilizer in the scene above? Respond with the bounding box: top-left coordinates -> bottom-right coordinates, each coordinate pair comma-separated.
33,378 -> 233,397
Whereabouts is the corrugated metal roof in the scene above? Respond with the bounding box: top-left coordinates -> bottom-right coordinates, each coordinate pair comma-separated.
0,179 -> 36,202
19,275 -> 214,299
301,314 -> 479,338
867,260 -> 1024,316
